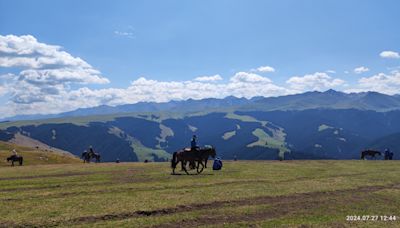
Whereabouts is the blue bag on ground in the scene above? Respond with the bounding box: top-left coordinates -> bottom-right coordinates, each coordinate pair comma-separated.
213,158 -> 223,170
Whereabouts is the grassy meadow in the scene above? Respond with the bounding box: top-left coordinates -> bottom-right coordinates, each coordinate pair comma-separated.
0,160 -> 399,227
0,141 -> 80,167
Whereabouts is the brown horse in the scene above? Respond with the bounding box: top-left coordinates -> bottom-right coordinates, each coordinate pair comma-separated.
171,147 -> 216,175
360,149 -> 381,160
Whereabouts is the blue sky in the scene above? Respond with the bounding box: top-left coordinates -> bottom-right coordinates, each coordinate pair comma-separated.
1,0 -> 400,117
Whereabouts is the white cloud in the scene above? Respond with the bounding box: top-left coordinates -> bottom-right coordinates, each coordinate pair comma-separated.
194,74 -> 223,82
353,66 -> 370,74
0,73 -> 292,118
286,72 -> 345,91
254,65 -> 275,73
0,34 -> 110,117
349,71 -> 400,95
114,31 -> 135,39
326,70 -> 336,74
380,51 -> 400,59
0,34 -> 292,118
230,72 -> 272,83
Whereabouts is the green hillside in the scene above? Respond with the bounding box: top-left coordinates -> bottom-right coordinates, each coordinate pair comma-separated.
2,108 -> 400,161
0,161 -> 399,227
0,141 -> 80,167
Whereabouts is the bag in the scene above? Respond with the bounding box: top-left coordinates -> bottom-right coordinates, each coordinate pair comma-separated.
213,159 -> 223,170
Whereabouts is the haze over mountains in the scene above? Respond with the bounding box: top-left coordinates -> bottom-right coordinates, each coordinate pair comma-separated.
4,89 -> 400,122
0,90 -> 399,161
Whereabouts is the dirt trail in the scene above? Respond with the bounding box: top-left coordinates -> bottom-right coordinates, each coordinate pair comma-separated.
6,182 -> 399,227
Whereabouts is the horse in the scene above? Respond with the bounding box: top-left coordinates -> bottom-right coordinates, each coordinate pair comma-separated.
81,151 -> 101,163
360,149 -> 381,160
171,147 -> 216,175
7,155 -> 23,166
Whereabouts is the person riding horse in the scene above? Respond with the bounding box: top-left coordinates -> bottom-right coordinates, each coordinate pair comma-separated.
88,146 -> 95,157
82,146 -> 101,163
189,135 -> 199,169
7,149 -> 23,166
191,135 -> 199,151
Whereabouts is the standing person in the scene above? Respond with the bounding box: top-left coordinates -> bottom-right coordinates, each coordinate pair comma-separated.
384,148 -> 390,160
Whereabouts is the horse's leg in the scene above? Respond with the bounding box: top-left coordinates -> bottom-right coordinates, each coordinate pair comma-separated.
204,158 -> 208,168
183,162 -> 190,175
197,161 -> 204,174
181,160 -> 185,171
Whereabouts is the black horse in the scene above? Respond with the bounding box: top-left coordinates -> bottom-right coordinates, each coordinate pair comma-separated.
81,151 -> 101,163
7,155 -> 23,166
361,150 -> 381,160
171,147 -> 216,175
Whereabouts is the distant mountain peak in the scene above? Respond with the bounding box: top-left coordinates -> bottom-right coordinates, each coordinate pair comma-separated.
323,89 -> 343,95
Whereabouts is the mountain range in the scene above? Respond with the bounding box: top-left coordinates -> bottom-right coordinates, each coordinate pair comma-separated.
0,90 -> 399,161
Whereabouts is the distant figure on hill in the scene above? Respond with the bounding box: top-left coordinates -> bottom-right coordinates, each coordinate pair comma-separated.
384,148 -> 394,160
385,148 -> 390,160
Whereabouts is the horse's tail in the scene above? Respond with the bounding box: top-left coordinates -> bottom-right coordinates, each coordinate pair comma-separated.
171,152 -> 177,169
20,157 -> 23,165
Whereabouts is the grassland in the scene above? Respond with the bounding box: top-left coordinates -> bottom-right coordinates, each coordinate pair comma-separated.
0,141 -> 80,167
0,160 -> 399,227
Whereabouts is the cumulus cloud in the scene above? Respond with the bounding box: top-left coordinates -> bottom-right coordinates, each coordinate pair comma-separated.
230,72 -> 272,83
254,65 -> 275,73
194,74 -> 223,82
380,51 -> 400,59
0,34 -> 110,117
349,71 -> 400,95
286,72 -> 345,91
0,35 -> 292,118
353,66 -> 370,74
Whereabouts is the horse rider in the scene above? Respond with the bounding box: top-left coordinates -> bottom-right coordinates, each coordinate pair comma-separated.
189,135 -> 199,169
11,149 -> 17,157
88,146 -> 95,157
191,135 -> 199,151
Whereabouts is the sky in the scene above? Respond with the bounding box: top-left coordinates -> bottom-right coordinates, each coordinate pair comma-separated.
0,0 -> 400,118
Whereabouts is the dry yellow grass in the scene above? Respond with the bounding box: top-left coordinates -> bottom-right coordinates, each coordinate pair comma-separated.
0,140 -> 80,167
